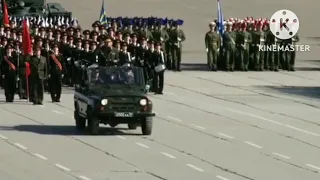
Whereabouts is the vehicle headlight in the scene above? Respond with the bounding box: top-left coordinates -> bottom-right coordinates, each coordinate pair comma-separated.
101,99 -> 108,105
139,99 -> 147,106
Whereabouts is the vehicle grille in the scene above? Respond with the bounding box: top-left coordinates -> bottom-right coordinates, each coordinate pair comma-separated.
109,97 -> 138,111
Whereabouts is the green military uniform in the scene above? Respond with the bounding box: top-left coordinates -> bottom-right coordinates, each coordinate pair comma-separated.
251,28 -> 266,70
15,50 -> 28,99
265,30 -> 278,71
222,28 -> 236,71
205,24 -> 220,71
236,28 -> 252,71
289,34 -> 299,71
169,22 -> 186,71
29,54 -> 47,105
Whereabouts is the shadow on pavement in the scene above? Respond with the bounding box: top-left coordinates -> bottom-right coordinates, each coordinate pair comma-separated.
261,86 -> 320,99
181,63 -> 208,71
0,125 -> 142,136
296,60 -> 320,71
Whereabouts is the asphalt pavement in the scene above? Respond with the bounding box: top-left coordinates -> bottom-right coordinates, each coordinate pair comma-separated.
1,0 -> 320,179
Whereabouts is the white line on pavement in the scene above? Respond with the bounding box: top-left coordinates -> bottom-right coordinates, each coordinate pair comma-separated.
116,135 -> 126,140
167,116 -> 183,122
306,164 -> 320,171
186,164 -> 204,172
14,143 -> 27,150
216,175 -> 230,180
272,152 -> 290,159
135,142 -> 149,148
33,153 -> 48,160
190,124 -> 206,130
55,164 -> 71,171
78,175 -> 92,180
217,132 -> 234,139
52,110 -> 64,114
0,134 -> 8,140
244,141 -> 263,149
225,108 -> 319,137
161,152 -> 176,159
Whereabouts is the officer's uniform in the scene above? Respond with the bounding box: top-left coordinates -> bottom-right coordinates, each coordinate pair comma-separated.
29,47 -> 47,105
48,44 -> 65,102
151,42 -> 165,94
1,45 -> 17,102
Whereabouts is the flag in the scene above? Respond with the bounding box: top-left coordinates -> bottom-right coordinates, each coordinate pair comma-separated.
217,0 -> 224,35
1,0 -> 10,27
22,19 -> 32,55
99,0 -> 107,26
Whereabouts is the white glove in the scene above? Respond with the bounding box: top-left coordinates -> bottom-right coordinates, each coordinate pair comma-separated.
48,74 -> 51,78
217,48 -> 220,52
206,48 -> 208,52
67,57 -> 71,61
17,77 -> 20,81
132,56 -> 136,60
1,75 -> 4,79
62,74 -> 64,78
160,37 -> 164,41
178,38 -> 181,41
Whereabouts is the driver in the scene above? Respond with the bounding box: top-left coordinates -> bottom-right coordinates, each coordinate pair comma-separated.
120,67 -> 135,84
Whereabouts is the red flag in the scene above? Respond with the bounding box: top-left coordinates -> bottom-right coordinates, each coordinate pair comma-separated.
2,0 -> 9,27
22,19 -> 32,55
25,62 -> 31,76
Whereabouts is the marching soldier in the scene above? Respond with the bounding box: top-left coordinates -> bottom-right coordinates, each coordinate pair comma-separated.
169,20 -> 185,71
48,43 -> 65,102
136,37 -> 149,83
205,22 -> 220,71
151,42 -> 166,94
29,46 -> 47,105
1,45 -> 17,102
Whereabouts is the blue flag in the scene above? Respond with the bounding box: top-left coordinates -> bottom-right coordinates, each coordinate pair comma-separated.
217,0 -> 224,35
99,0 -> 107,26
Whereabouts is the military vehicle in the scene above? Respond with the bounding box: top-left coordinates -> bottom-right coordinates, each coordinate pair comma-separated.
0,0 -> 71,19
74,64 -> 155,135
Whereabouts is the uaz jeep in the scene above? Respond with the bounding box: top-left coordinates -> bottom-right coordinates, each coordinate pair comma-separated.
74,65 -> 155,135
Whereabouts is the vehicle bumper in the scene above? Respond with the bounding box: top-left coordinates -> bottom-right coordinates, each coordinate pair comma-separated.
98,112 -> 156,118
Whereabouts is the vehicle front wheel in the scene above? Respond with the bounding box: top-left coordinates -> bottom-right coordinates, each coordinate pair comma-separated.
74,110 -> 86,131
87,112 -> 100,135
128,123 -> 137,130
141,117 -> 153,135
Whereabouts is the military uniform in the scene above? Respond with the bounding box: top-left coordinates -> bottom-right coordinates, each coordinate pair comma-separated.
169,20 -> 185,71
29,48 -> 47,105
205,22 -> 220,71
48,44 -> 65,102
222,23 -> 236,71
1,45 -> 17,102
151,42 -> 165,94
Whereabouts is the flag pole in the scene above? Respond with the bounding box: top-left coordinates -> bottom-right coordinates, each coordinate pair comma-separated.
26,62 -> 29,102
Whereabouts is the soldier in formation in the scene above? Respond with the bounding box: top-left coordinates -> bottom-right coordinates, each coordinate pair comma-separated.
205,17 -> 299,71
0,16 -> 186,101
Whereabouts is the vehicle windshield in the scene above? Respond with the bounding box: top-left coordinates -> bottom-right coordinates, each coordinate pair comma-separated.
88,66 -> 144,87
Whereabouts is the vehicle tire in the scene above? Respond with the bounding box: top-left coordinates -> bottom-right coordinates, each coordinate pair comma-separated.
141,117 -> 152,135
128,123 -> 137,130
87,109 -> 99,135
74,110 -> 86,131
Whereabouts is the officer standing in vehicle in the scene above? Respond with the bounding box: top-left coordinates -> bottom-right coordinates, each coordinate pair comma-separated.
48,43 -> 65,103
1,45 -> 17,102
205,22 -> 220,71
151,42 -> 165,94
29,46 -> 47,105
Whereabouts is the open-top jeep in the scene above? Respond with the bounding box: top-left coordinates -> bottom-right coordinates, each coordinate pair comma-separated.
74,64 -> 155,135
